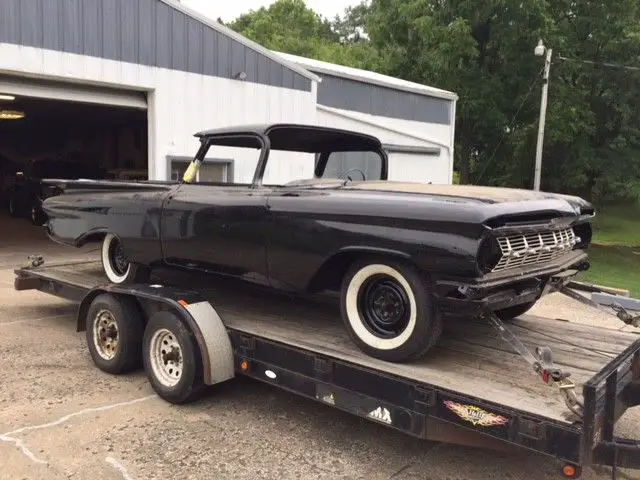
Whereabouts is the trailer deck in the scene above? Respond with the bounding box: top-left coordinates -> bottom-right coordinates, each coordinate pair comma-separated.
17,259 -> 638,424
13,258 -> 640,477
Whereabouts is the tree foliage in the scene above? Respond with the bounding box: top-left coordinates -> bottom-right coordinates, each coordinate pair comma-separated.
227,0 -> 640,204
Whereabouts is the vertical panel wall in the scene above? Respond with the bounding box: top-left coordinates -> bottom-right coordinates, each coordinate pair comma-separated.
0,0 -> 312,92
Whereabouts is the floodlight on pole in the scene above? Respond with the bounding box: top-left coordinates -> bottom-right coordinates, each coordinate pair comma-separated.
533,39 -> 552,191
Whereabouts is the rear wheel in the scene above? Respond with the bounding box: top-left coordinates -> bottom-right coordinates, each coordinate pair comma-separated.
340,257 -> 442,362
142,311 -> 204,404
85,293 -> 144,374
101,233 -> 150,284
30,202 -> 46,226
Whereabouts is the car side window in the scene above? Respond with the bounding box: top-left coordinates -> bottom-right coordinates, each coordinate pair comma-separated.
320,150 -> 383,181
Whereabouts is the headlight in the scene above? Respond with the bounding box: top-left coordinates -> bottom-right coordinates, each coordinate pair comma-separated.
477,236 -> 502,274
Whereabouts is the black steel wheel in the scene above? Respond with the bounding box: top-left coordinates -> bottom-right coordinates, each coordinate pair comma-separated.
340,256 -> 442,362
357,274 -> 412,338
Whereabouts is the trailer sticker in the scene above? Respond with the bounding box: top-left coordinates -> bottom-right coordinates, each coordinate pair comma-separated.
444,401 -> 508,427
319,393 -> 335,405
368,406 -> 392,424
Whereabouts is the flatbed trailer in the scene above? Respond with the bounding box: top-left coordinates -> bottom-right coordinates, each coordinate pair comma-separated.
13,257 -> 640,479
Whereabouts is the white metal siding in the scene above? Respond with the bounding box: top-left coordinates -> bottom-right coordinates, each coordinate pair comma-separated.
316,107 -> 452,184
387,152 -> 449,185
0,43 -> 317,182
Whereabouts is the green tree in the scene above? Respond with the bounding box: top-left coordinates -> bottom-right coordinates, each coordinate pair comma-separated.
227,0 -> 382,70
227,0 -> 640,203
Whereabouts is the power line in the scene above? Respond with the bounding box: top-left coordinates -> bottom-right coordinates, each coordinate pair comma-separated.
557,55 -> 640,72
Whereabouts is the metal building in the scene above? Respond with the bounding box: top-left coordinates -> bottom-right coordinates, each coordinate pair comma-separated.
0,0 -> 319,185
274,51 -> 458,185
0,0 -> 457,191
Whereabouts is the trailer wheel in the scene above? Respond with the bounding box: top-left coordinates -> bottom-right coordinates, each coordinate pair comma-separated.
142,310 -> 204,404
340,257 -> 442,362
101,233 -> 150,284
85,293 -> 144,374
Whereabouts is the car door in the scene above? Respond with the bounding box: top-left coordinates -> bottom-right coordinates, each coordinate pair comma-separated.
161,183 -> 271,285
265,184 -> 343,292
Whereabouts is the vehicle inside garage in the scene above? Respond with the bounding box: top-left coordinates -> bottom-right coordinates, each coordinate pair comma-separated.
0,87 -> 148,228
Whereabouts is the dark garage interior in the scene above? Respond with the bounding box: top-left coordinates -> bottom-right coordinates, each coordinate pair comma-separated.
0,92 -> 148,228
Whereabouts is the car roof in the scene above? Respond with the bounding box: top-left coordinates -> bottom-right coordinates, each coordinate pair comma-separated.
193,123 -> 382,153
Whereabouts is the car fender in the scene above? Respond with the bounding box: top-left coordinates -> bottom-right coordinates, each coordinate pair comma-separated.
336,245 -> 412,260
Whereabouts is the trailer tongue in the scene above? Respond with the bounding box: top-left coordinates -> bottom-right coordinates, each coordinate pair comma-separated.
13,257 -> 640,479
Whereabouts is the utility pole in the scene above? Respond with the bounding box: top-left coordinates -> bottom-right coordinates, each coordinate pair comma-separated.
533,40 -> 552,191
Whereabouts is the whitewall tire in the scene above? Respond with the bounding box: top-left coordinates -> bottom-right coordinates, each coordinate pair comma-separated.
101,233 -> 149,284
340,257 -> 442,362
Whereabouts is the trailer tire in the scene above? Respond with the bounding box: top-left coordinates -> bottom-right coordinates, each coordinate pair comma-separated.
340,257 -> 442,362
101,233 -> 150,284
85,293 -> 144,374
142,310 -> 204,404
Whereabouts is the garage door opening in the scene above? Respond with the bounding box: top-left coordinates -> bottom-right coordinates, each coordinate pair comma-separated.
0,90 -> 148,225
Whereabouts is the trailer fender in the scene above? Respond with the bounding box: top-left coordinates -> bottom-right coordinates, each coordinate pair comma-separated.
76,286 -> 234,386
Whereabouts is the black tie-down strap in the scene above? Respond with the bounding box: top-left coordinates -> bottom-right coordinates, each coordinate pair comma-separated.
483,311 -> 584,418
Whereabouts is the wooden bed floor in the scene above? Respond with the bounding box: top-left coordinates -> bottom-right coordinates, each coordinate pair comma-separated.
23,260 -> 640,424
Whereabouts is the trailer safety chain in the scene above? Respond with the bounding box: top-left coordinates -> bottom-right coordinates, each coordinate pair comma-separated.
484,311 -> 584,418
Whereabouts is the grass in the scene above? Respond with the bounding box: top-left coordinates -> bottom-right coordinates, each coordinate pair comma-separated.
576,203 -> 640,298
579,245 -> 640,298
590,204 -> 640,247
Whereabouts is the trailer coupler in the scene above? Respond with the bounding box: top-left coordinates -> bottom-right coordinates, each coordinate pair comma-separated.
483,310 -> 584,419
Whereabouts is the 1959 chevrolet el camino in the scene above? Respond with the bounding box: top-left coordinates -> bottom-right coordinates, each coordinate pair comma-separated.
41,123 -> 595,362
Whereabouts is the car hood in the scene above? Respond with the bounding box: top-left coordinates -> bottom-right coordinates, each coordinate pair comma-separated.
285,179 -> 594,228
342,181 -> 590,207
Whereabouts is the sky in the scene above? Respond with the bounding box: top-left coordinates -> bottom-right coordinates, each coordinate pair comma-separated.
180,0 -> 360,23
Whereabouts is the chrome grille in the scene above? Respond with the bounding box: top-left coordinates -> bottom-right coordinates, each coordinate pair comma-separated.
491,227 -> 580,273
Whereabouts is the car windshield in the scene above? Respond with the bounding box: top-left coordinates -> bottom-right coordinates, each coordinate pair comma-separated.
194,133 -> 385,187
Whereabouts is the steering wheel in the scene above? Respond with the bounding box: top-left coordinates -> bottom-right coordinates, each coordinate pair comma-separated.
342,168 -> 366,182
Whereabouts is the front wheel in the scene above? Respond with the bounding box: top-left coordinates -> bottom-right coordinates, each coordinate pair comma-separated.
494,301 -> 537,321
340,257 -> 442,362
101,233 -> 150,284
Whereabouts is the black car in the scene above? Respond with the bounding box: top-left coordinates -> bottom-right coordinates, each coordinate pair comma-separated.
41,124 -> 595,362
9,153 -> 104,225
